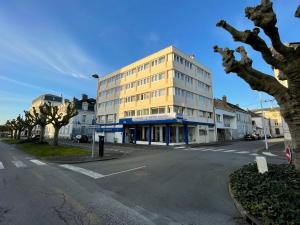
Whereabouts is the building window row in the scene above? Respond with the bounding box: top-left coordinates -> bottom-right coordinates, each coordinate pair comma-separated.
174,54 -> 193,69
98,88 -> 167,108
174,70 -> 210,92
99,56 -> 167,87
173,105 -> 212,119
99,72 -> 167,97
174,87 -> 212,107
125,106 -> 166,117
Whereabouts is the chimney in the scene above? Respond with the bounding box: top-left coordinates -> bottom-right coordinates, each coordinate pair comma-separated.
82,94 -> 88,101
222,95 -> 227,103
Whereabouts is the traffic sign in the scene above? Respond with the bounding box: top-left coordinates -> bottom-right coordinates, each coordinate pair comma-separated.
285,146 -> 292,164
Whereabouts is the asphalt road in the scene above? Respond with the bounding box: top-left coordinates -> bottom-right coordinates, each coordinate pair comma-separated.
0,139 -> 286,225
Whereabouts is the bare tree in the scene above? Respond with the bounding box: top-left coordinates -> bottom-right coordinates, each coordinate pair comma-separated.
214,0 -> 300,170
23,110 -> 38,140
4,120 -> 15,138
41,101 -> 78,146
33,103 -> 51,143
15,115 -> 26,140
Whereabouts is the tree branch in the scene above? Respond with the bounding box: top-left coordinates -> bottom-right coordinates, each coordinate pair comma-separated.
295,5 -> 300,18
216,20 -> 286,70
245,0 -> 294,57
214,45 -> 288,104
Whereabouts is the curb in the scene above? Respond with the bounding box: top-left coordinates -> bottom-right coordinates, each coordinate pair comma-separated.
228,183 -> 262,225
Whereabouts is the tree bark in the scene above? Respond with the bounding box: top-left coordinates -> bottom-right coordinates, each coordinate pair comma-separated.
17,129 -> 21,140
10,130 -> 13,139
27,127 -> 32,140
53,127 -> 59,146
13,130 -> 17,139
39,125 -> 45,143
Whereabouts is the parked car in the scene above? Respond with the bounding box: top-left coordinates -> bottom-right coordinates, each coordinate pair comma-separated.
31,134 -> 40,141
266,134 -> 273,139
74,135 -> 89,143
244,134 -> 257,141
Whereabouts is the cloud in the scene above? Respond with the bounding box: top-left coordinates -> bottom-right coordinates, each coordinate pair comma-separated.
0,75 -> 59,95
0,16 -> 104,80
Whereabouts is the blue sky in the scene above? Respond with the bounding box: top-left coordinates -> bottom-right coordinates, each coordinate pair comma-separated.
0,0 -> 299,124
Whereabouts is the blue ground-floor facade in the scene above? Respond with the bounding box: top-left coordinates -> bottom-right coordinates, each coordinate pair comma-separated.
95,117 -> 216,145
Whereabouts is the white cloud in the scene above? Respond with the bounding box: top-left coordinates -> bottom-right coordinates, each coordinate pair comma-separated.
0,16 -> 104,80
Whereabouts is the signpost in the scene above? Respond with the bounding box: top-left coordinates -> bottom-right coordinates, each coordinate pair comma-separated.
256,156 -> 268,174
285,146 -> 293,164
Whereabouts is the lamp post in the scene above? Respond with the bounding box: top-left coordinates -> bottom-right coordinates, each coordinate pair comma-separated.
91,74 -> 99,157
259,93 -> 268,150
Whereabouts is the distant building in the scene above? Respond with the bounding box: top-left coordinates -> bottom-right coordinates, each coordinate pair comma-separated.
31,94 -> 63,135
214,96 -> 237,141
253,107 -> 284,137
248,111 -> 271,137
95,46 -> 215,145
45,94 -> 96,140
214,96 -> 252,141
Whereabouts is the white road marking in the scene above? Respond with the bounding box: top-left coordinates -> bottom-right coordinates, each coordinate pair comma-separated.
174,146 -> 186,149
223,150 -> 236,153
262,152 -> 278,157
211,149 -> 223,152
12,160 -> 27,168
60,164 -> 105,179
0,162 -> 4,169
104,166 -> 146,177
30,159 -> 46,166
235,151 -> 250,154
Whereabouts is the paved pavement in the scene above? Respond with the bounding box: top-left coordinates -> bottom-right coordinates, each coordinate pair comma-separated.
0,138 -> 286,225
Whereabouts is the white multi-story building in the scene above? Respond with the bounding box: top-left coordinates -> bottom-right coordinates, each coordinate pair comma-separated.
95,46 -> 215,145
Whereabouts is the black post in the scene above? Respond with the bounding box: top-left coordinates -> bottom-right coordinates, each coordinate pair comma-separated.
98,135 -> 104,157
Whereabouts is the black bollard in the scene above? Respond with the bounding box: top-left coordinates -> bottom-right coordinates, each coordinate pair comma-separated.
98,135 -> 104,157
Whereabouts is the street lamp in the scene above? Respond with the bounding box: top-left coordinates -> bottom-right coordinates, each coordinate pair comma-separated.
91,74 -> 99,157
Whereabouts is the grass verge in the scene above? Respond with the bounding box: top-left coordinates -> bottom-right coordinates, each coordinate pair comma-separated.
230,163 -> 300,225
1,138 -> 88,158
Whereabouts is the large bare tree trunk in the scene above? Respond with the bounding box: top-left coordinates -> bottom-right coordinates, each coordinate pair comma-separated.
39,125 -> 45,143
13,130 -> 17,139
27,127 -> 32,140
53,127 -> 59,146
280,97 -> 300,171
17,129 -> 21,140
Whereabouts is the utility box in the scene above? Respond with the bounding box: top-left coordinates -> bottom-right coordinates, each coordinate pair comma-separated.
98,135 -> 104,157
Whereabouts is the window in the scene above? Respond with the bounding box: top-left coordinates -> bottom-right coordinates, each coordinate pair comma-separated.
82,115 -> 86,123
199,130 -> 207,136
158,107 -> 165,114
216,114 -> 221,122
151,107 -> 158,114
151,89 -> 165,98
143,109 -> 149,115
158,56 -> 165,63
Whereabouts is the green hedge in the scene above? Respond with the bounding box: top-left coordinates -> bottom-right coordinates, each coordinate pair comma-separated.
230,163 -> 300,225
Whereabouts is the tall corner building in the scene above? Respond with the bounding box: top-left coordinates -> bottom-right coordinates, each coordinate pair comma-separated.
95,46 -> 215,145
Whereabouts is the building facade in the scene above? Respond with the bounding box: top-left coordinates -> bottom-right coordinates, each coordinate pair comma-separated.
31,94 -> 63,135
249,111 -> 271,137
95,46 -> 215,145
45,94 -> 96,140
253,107 -> 284,137
214,97 -> 237,141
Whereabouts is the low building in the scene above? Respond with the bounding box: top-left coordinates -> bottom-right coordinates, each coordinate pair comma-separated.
253,107 -> 284,137
248,111 -> 271,137
45,94 -> 96,140
214,96 -> 237,141
95,46 -> 215,145
214,96 -> 253,141
31,94 -> 63,135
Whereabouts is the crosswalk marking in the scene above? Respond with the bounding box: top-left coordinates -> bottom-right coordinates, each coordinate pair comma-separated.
12,160 -> 27,168
60,164 -> 105,179
223,150 -> 236,153
211,149 -> 223,152
0,162 -> 4,169
262,152 -> 277,157
236,151 -> 250,154
174,146 -> 186,149
30,159 -> 46,166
